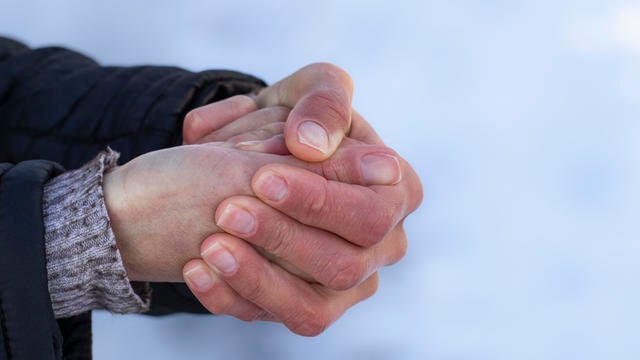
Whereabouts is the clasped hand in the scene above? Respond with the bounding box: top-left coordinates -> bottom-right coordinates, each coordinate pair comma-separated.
103,63 -> 423,336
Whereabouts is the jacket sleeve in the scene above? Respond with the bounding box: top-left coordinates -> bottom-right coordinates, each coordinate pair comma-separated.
0,36 -> 267,166
0,36 -> 267,317
0,160 -> 66,360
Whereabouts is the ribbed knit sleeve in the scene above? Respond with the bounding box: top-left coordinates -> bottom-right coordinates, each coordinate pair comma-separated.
42,149 -> 150,319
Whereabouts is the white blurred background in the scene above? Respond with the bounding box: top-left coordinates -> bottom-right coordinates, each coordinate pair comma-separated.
2,1 -> 640,359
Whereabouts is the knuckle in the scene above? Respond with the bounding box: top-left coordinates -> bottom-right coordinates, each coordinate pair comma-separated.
309,89 -> 350,128
300,181 -> 330,218
310,62 -> 353,88
371,205 -> 398,242
242,274 -> 267,303
264,217 -> 293,255
289,304 -> 331,337
229,94 -> 257,113
325,252 -> 365,290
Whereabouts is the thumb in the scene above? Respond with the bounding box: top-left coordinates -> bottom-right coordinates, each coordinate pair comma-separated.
256,63 -> 353,162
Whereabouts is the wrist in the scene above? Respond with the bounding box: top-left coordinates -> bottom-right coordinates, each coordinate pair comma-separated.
44,149 -> 150,317
103,166 -> 141,281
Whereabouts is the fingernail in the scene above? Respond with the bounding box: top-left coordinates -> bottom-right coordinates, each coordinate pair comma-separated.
217,204 -> 255,234
254,171 -> 288,202
298,121 -> 329,154
202,242 -> 237,274
361,154 -> 402,185
185,264 -> 215,291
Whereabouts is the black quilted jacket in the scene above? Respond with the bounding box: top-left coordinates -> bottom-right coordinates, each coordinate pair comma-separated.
0,36 -> 266,359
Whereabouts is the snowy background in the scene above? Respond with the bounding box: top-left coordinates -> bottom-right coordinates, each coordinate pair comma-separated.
2,0 -> 640,359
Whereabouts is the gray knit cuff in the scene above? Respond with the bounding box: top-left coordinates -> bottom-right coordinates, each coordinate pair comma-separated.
43,148 -> 150,319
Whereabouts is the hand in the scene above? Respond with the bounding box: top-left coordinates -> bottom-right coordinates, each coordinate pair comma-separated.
180,67 -> 423,336
183,62 -> 359,162
102,109 -> 402,283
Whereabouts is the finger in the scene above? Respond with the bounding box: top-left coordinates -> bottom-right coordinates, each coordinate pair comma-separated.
183,259 -> 276,322
183,95 -> 257,144
214,196 -> 364,289
215,196 -> 409,290
251,158 -> 422,248
215,196 -> 407,290
255,63 -> 353,162
196,106 -> 289,144
199,233 -> 379,336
